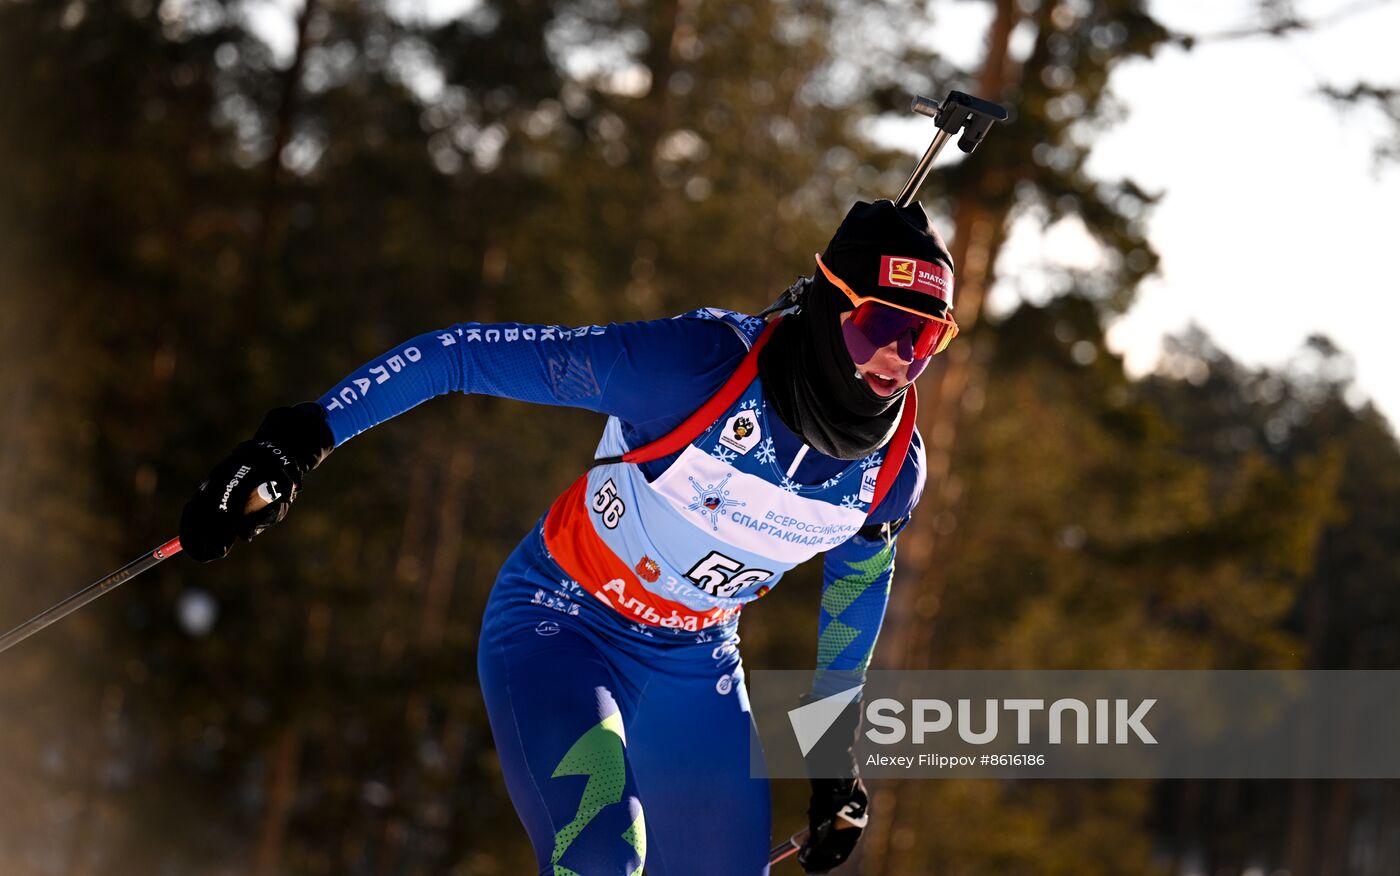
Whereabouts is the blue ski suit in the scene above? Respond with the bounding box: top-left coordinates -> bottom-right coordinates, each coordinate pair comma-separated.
318,308 -> 925,875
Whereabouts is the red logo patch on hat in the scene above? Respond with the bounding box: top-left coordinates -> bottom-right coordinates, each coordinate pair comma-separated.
887,258 -> 917,287
880,255 -> 953,303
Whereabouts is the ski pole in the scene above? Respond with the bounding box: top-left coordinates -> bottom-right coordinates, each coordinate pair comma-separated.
894,90 -> 1009,208
769,828 -> 808,866
0,488 -> 274,654
0,538 -> 184,654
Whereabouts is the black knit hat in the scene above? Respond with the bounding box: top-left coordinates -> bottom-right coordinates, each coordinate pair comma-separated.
819,199 -> 955,315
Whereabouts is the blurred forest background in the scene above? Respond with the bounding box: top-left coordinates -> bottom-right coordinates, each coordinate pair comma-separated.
2,0 -> 1398,873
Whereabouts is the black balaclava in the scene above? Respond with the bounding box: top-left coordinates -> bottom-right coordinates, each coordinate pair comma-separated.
759,199 -> 955,460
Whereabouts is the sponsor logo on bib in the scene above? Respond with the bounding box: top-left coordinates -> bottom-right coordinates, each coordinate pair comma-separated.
719,411 -> 763,454
634,555 -> 661,583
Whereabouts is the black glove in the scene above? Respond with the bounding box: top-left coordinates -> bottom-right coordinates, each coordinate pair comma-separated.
180,403 -> 334,562
797,684 -> 869,873
799,776 -> 869,873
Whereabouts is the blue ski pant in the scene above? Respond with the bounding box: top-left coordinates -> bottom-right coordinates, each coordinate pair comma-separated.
476,525 -> 773,875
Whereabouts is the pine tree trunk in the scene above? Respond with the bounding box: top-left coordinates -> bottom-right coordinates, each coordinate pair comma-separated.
251,722 -> 303,876
640,0 -> 682,151
253,0 -> 320,271
416,441 -> 472,654
250,602 -> 329,876
1380,782 -> 1400,875
1320,779 -> 1354,875
1287,550 -> 1334,873
873,0 -> 1022,674
858,1 -> 1024,870
1161,779 -> 1203,873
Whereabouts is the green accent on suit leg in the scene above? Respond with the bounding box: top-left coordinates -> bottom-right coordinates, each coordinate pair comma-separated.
550,712 -> 628,874
623,812 -> 647,876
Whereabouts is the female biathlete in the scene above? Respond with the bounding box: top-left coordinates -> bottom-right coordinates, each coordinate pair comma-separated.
179,199 -> 957,875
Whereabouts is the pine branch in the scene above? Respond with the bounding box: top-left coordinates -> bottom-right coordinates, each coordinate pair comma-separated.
1174,0 -> 1396,49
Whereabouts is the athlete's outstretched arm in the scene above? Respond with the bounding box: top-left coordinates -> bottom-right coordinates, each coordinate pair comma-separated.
178,312 -> 753,561
319,315 -> 750,447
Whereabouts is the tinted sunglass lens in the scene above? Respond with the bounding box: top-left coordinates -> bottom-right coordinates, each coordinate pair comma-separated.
852,303 -> 922,347
851,300 -> 955,361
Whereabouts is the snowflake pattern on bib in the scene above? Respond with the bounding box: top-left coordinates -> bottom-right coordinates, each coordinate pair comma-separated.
548,306 -> 892,637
